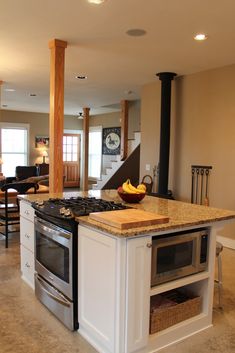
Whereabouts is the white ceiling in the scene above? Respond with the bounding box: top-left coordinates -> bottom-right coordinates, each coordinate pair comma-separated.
1,0 -> 235,116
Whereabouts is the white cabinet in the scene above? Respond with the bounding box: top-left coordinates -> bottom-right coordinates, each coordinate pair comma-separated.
125,236 -> 152,353
20,244 -> 35,288
78,225 -> 152,353
20,200 -> 35,290
78,226 -> 119,353
78,224 -> 219,353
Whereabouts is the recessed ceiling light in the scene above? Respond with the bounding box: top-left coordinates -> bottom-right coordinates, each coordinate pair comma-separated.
126,29 -> 147,37
87,0 -> 107,4
194,33 -> 208,41
29,93 -> 37,97
76,75 -> 88,80
4,88 -> 15,92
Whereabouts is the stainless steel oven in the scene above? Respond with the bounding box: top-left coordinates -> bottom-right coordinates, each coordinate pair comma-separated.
151,228 -> 209,286
32,196 -> 129,331
34,217 -> 78,331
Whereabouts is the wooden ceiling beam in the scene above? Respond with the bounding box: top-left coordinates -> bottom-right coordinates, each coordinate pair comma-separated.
48,39 -> 67,193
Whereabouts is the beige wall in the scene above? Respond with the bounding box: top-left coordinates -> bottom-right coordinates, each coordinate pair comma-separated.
1,110 -> 49,165
140,80 -> 176,192
91,100 -> 141,139
0,101 -> 140,175
140,64 -> 235,239
0,110 -> 82,165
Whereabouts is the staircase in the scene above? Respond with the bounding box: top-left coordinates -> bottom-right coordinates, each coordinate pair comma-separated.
92,132 -> 141,190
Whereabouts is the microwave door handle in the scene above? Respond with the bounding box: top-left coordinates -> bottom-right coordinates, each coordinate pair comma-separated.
194,236 -> 201,266
36,275 -> 71,307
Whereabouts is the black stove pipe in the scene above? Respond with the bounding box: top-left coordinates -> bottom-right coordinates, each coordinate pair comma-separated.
156,72 -> 176,197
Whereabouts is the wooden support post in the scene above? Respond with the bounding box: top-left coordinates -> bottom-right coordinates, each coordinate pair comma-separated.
82,107 -> 90,191
120,100 -> 129,161
48,39 -> 67,193
0,81 -> 3,112
0,81 -> 2,174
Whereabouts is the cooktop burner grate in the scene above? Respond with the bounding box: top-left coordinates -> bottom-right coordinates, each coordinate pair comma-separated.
33,196 -> 129,220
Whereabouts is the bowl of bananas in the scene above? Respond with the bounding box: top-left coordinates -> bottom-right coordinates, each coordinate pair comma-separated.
117,179 -> 146,203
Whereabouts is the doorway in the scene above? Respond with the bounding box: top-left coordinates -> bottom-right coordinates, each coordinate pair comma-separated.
63,133 -> 81,188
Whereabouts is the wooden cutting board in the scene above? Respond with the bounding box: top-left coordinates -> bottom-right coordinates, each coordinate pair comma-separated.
89,209 -> 169,230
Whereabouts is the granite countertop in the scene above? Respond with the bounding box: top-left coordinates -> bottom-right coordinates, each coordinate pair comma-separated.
19,189 -> 235,237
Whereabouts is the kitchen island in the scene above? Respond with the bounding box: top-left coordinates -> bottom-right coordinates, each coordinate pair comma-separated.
19,190 -> 235,353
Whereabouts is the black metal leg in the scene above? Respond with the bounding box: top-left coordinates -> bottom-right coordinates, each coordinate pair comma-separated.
5,220 -> 8,248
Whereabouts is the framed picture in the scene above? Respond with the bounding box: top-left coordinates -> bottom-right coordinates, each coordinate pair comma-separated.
102,127 -> 121,155
35,136 -> 49,148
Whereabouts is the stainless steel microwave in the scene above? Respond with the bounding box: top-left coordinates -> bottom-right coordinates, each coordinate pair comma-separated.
151,228 -> 209,286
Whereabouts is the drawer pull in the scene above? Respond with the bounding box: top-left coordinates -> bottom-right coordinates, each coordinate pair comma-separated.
24,234 -> 30,239
24,210 -> 30,215
146,243 -> 152,248
25,262 -> 30,268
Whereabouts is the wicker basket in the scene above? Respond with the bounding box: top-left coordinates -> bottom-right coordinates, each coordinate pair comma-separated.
149,290 -> 202,334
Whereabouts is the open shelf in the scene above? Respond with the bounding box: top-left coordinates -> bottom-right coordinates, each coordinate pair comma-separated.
150,271 -> 210,296
150,312 -> 207,338
147,312 -> 211,352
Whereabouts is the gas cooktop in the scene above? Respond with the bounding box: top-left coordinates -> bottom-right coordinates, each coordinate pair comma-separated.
32,196 -> 129,220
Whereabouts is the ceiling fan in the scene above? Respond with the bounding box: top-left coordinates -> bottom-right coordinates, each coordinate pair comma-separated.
76,112 -> 84,119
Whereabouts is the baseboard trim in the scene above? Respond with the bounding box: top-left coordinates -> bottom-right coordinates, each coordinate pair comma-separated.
216,235 -> 235,250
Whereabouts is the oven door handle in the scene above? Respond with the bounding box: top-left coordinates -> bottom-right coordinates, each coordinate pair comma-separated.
35,275 -> 71,308
35,217 -> 72,240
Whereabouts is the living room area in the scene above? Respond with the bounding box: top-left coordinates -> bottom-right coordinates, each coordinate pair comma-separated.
0,100 -> 141,195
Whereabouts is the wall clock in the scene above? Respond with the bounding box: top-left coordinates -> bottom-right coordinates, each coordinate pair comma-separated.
102,127 -> 121,155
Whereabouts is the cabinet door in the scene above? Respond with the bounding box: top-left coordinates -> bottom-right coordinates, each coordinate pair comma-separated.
78,226 -> 117,353
20,245 -> 35,290
20,201 -> 35,222
20,217 -> 34,252
125,236 -> 152,353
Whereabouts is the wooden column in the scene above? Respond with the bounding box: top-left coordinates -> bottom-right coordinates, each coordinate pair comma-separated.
0,81 -> 2,174
82,107 -> 90,191
48,39 -> 67,193
120,100 -> 129,161
0,80 -> 3,112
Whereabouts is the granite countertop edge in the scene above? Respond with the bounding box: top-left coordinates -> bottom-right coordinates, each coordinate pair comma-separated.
18,190 -> 235,238
76,214 -> 235,238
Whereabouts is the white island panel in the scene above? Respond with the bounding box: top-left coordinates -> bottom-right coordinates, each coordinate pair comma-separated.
78,226 -> 120,353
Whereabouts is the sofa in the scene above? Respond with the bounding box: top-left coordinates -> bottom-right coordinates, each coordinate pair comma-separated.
1,165 -> 49,199
6,164 -> 49,183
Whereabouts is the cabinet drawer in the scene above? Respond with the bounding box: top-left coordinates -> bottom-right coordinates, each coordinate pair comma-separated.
20,201 -> 35,222
20,218 -> 34,252
20,245 -> 35,290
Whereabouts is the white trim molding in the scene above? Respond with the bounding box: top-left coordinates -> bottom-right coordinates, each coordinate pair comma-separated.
216,235 -> 235,250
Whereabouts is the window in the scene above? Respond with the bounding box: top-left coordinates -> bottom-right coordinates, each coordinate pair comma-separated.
63,134 -> 80,162
0,123 -> 29,177
89,126 -> 102,179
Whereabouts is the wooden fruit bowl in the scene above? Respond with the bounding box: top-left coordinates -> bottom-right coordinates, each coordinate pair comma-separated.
118,190 -> 146,203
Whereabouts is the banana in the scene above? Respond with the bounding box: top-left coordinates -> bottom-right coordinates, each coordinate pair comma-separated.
122,179 -> 146,194
137,183 -> 147,192
128,179 -> 143,194
122,180 -> 137,194
128,179 -> 146,194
